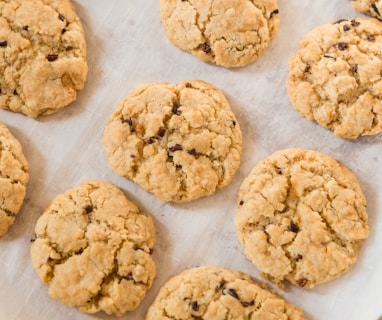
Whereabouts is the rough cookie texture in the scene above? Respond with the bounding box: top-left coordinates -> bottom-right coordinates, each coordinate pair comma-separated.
352,0 -> 382,19
0,0 -> 88,118
159,0 -> 280,68
103,80 -> 242,203
146,265 -> 304,320
287,18 -> 382,139
235,148 -> 369,289
0,121 -> 29,236
30,180 -> 156,316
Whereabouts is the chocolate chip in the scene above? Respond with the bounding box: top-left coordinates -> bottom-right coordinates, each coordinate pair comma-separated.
185,82 -> 192,88
23,26 -> 29,31
169,144 -> 183,152
343,24 -> 351,31
147,137 -> 157,144
158,127 -> 166,137
352,64 -> 358,73
58,14 -> 65,21
231,120 -> 236,127
123,118 -> 133,126
172,101 -> 181,115
84,205 -> 93,213
368,34 -> 375,42
297,278 -> 308,287
337,43 -> 348,50
294,254 -> 303,262
62,29 -> 67,34
241,300 -> 255,307
239,200 -> 244,206
188,148 -> 197,156
227,288 -> 239,300
351,19 -> 360,27
288,222 -> 299,233
270,9 -> 279,18
13,89 -> 17,95
304,64 -> 311,72
199,42 -> 211,54
276,166 -> 283,174
0,41 -> 8,47
191,301 -> 199,311
279,205 -> 288,213
149,248 -> 154,255
30,235 -> 36,243
47,54 -> 58,62
371,3 -> 381,15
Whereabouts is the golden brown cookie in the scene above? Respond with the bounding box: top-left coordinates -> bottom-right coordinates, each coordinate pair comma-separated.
0,121 -> 29,236
0,0 -> 88,118
30,180 -> 156,316
287,18 -> 382,139
352,0 -> 382,19
103,80 -> 242,203
235,148 -> 369,289
146,265 -> 304,320
159,0 -> 280,68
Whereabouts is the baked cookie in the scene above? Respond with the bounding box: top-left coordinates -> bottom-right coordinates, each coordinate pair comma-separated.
146,265 -> 304,320
352,0 -> 382,19
103,80 -> 242,203
235,148 -> 369,289
0,121 -> 29,236
30,180 -> 156,316
287,18 -> 382,139
159,0 -> 280,68
0,0 -> 88,118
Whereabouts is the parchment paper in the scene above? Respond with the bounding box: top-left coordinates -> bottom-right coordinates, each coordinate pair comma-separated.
0,1 -> 381,319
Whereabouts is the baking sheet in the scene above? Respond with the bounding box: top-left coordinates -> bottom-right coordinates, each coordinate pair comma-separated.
1,1 -> 381,319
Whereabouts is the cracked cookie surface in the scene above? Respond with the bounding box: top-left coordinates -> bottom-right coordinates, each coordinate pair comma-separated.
30,180 -> 156,316
0,121 -> 29,236
159,0 -> 279,68
235,148 -> 369,289
103,80 -> 242,203
351,0 -> 382,19
146,265 -> 304,320
0,0 -> 87,118
287,18 -> 382,139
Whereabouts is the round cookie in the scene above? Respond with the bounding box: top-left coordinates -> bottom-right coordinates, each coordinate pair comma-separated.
0,0 -> 88,118
146,265 -> 304,320
159,0 -> 280,68
352,0 -> 382,19
103,80 -> 242,203
0,121 -> 29,236
30,180 -> 156,316
235,148 -> 369,289
287,18 -> 382,139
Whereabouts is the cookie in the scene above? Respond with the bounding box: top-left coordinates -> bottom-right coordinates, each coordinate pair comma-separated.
159,0 -> 280,68
235,148 -> 369,289
351,0 -> 382,19
0,121 -> 29,236
103,80 -> 242,203
146,265 -> 304,319
0,0 -> 87,118
287,18 -> 382,139
30,180 -> 156,316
